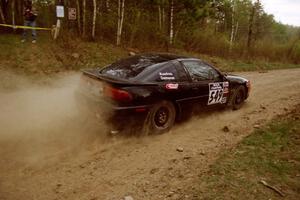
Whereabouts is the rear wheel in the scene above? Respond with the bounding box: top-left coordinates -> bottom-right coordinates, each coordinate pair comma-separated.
143,100 -> 176,135
232,85 -> 246,110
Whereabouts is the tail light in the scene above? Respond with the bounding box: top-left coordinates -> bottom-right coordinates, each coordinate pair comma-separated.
104,85 -> 133,102
246,81 -> 251,94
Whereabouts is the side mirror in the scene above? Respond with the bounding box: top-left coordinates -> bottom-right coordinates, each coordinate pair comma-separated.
222,73 -> 228,81
208,70 -> 214,80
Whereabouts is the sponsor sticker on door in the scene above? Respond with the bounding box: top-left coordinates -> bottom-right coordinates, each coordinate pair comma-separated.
165,83 -> 179,90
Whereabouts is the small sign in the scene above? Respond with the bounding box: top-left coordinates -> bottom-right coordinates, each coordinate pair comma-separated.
56,5 -> 65,18
68,8 -> 76,20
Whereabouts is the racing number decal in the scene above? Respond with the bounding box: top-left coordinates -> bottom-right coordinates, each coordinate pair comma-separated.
208,82 -> 229,105
208,87 -> 223,105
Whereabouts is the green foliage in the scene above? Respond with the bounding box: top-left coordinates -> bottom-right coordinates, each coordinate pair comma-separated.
1,0 -> 299,64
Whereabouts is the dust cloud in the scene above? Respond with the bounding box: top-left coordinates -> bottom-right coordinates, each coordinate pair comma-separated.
0,71 -> 110,169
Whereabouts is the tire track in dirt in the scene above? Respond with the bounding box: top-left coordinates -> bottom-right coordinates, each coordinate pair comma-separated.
0,69 -> 300,200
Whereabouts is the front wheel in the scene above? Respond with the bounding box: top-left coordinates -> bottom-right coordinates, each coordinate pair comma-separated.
232,86 -> 246,110
143,100 -> 176,135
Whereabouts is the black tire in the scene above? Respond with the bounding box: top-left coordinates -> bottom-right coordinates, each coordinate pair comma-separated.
232,85 -> 246,110
143,100 -> 176,135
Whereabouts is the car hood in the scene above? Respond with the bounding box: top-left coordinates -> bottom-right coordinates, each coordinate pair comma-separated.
225,74 -> 249,84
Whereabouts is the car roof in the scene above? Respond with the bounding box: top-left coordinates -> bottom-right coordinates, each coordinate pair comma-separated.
99,53 -> 206,81
132,53 -> 192,63
115,53 -> 201,65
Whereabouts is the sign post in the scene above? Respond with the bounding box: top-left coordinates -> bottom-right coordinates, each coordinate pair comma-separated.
54,0 -> 64,40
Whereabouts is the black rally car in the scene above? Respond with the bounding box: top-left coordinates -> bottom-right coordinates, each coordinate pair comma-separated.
76,53 -> 250,134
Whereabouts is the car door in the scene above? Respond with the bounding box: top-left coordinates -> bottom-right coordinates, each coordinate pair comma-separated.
147,60 -> 191,100
181,60 -> 224,107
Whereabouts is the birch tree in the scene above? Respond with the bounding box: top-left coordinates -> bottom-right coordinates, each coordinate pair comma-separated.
76,0 -> 81,35
247,2 -> 255,49
82,0 -> 86,37
116,0 -> 125,46
0,3 -> 5,23
11,0 -> 15,26
158,4 -> 162,30
229,0 -> 236,52
169,0 -> 174,45
92,0 -> 97,39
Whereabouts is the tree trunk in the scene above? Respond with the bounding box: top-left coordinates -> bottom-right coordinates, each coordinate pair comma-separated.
169,0 -> 174,45
213,0 -> 218,33
106,0 -> 110,12
0,3 -> 5,23
158,5 -> 161,30
76,0 -> 81,35
117,0 -> 125,46
17,0 -> 23,25
234,21 -> 239,42
247,4 -> 255,49
174,20 -> 183,44
82,0 -> 86,38
117,0 -> 121,45
92,0 -> 97,39
129,10 -> 140,46
162,0 -> 165,32
229,0 -> 236,52
11,0 -> 15,26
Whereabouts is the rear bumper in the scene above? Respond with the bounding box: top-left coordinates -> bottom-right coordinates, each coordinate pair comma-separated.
74,90 -> 150,129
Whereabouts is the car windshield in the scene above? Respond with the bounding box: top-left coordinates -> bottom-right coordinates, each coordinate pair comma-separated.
100,54 -> 178,80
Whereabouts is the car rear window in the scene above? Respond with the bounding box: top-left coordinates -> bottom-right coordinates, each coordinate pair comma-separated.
100,55 -> 172,79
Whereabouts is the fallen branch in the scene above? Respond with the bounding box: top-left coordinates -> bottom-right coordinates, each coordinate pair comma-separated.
260,180 -> 285,197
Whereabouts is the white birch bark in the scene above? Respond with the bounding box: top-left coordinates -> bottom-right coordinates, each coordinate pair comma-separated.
230,0 -> 236,51
158,5 -> 162,30
76,0 -> 81,35
234,21 -> 239,42
82,0 -> 86,37
0,3 -> 5,23
117,0 -> 125,46
92,0 -> 97,39
169,0 -> 174,45
117,0 -> 121,45
11,0 -> 15,26
120,0 -> 125,42
162,0 -> 165,31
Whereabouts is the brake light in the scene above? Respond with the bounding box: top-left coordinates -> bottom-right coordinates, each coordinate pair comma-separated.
104,85 -> 133,102
246,81 -> 251,93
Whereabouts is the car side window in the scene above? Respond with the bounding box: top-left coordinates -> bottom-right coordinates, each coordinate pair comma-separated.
141,63 -> 179,82
174,62 -> 189,82
154,61 -> 189,82
155,64 -> 179,82
182,61 -> 220,81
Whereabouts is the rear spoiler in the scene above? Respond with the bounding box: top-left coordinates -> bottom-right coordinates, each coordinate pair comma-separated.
82,69 -> 157,86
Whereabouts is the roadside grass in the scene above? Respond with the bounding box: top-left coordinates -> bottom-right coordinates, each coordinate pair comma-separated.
194,107 -> 300,200
0,33 -> 127,74
0,34 -> 300,75
173,49 -> 300,72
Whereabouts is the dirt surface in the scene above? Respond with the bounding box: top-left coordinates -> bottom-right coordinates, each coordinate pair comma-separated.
0,69 -> 300,200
